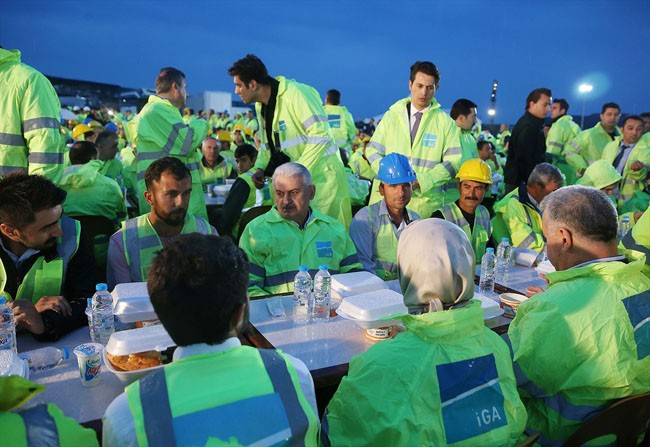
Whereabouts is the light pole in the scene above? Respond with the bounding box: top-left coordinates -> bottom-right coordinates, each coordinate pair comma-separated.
578,83 -> 593,129
489,80 -> 498,124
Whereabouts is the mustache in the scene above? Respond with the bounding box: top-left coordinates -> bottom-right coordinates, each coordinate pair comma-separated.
464,196 -> 479,201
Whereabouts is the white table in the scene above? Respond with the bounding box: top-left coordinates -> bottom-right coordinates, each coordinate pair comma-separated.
476,264 -> 548,295
17,328 -> 124,423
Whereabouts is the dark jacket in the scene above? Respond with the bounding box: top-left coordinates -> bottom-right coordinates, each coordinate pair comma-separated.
0,227 -> 97,341
504,111 -> 546,187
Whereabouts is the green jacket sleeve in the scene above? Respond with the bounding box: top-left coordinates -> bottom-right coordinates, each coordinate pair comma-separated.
344,108 -> 356,146
502,199 -> 545,252
238,224 -> 269,297
563,132 -> 589,172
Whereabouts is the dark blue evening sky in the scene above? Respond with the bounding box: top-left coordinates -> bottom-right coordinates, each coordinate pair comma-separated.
1,0 -> 648,124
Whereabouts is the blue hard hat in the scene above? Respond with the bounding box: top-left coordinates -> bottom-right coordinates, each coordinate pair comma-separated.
83,117 -> 94,124
104,122 -> 118,133
377,153 -> 417,184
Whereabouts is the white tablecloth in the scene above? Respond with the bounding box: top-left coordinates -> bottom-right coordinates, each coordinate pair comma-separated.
17,327 -> 125,423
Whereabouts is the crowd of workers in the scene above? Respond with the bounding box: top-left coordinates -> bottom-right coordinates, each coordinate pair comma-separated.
1,44 -> 650,445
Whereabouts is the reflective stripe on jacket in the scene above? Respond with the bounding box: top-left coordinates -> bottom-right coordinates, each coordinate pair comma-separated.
125,346 -> 318,447
563,122 -> 619,172
441,202 -> 491,261
239,207 -> 362,297
323,104 -> 356,154
0,48 -> 63,182
121,213 -> 212,282
491,185 -> 544,252
365,97 -> 462,217
0,217 -> 80,303
132,95 -> 209,218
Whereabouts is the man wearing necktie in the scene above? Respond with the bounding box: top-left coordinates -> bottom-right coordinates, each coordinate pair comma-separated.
365,61 -> 461,217
601,115 -> 649,208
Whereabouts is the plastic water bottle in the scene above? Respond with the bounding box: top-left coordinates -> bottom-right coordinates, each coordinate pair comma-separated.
479,248 -> 496,296
312,265 -> 331,322
91,283 -> 114,345
495,238 -> 512,285
20,347 -> 69,372
0,295 -> 17,353
293,266 -> 312,324
618,215 -> 631,241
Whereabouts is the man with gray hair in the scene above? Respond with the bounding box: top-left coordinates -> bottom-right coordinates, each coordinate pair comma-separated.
505,185 -> 650,444
492,162 -> 563,252
239,162 -> 362,297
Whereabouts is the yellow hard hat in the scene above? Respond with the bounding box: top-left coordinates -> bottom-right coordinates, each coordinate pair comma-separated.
362,136 -> 371,143
87,120 -> 103,130
456,158 -> 492,184
232,123 -> 246,132
216,130 -> 232,142
72,123 -> 92,140
243,127 -> 254,137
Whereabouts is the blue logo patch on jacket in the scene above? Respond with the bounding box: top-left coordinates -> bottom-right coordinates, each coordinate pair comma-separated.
327,114 -> 341,128
436,354 -> 507,443
279,120 -> 287,131
315,241 -> 333,258
422,133 -> 437,147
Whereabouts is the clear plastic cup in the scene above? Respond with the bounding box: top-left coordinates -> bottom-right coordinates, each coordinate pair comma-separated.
73,343 -> 103,387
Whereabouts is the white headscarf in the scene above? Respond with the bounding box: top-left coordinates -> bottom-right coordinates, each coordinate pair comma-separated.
397,218 -> 476,313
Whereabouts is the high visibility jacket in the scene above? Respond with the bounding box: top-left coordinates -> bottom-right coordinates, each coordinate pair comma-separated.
492,185 -> 544,252
564,122 -> 620,173
345,169 -> 370,206
546,115 -> 580,185
132,95 -> 209,218
323,104 -> 356,155
1,376 -> 98,447
323,300 -> 527,446
365,97 -> 462,217
497,130 -> 511,152
245,117 -> 259,133
125,346 -> 318,447
363,201 -> 419,280
0,48 -> 63,182
444,130 -> 478,204
99,157 -> 123,181
119,146 -> 137,197
253,76 -> 352,226
507,252 -> 650,444
121,213 -> 212,282
198,157 -> 231,185
60,160 -> 126,223
441,202 -> 491,261
348,150 -> 373,179
602,136 -> 650,208
622,208 -> 650,279
239,207 -> 362,297
0,217 -> 80,304
620,189 -> 650,215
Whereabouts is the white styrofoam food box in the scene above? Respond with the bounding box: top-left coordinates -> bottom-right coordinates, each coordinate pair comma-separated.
472,292 -> 506,320
331,271 -> 387,300
104,324 -> 175,384
337,289 -> 407,323
111,282 -> 157,323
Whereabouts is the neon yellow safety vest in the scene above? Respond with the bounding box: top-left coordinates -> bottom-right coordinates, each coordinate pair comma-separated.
506,252 -> 650,444
253,76 -> 352,226
125,346 -> 318,447
441,202 -> 491,261
323,104 -> 356,155
239,207 -> 362,297
366,201 -> 420,280
0,48 -> 63,182
229,171 -> 273,238
365,97 -> 462,217
121,213 -> 212,282
602,136 -> 650,208
564,122 -> 620,173
492,187 -> 544,252
546,115 -> 580,185
0,217 -> 80,304
132,95 -> 209,219
198,157 -> 230,185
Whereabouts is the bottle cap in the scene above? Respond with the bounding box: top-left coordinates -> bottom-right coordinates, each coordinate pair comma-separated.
95,283 -> 108,291
486,248 -> 494,253
298,265 -> 308,271
0,296 -> 6,305
62,347 -> 70,360
501,237 -> 510,243
319,264 -> 328,271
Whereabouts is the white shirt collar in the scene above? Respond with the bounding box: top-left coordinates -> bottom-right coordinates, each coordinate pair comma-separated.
172,337 -> 241,361
289,207 -> 313,230
410,103 -> 430,119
